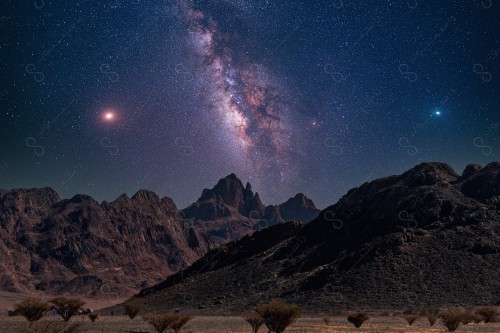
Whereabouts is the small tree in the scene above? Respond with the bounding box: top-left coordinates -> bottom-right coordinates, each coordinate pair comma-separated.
49,297 -> 85,322
347,312 -> 369,328
170,314 -> 193,333
14,298 -> 50,322
88,312 -> 98,322
476,307 -> 499,323
123,298 -> 142,319
143,312 -> 176,333
439,309 -> 465,332
244,311 -> 264,333
255,299 -> 301,333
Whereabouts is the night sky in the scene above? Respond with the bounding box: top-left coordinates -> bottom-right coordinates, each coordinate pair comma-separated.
0,0 -> 498,209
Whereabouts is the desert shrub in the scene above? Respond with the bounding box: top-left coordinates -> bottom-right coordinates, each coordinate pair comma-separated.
21,322 -> 82,333
347,312 -> 369,328
88,312 -> 98,322
244,311 -> 264,333
255,299 -> 301,333
14,298 -> 50,322
439,309 -> 465,332
49,297 -> 85,322
170,314 -> 193,333
402,311 -> 420,325
476,306 -> 500,323
143,312 -> 176,333
460,309 -> 481,324
322,316 -> 331,325
426,313 -> 438,326
123,298 -> 142,319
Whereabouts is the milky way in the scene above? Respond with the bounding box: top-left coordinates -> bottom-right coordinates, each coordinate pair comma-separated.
1,0 -> 497,209
178,0 -> 300,186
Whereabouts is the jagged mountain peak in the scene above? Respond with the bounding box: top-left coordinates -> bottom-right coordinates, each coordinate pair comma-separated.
131,189 -> 161,202
181,174 -> 319,223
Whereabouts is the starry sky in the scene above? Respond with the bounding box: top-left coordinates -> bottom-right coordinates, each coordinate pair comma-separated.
0,0 -> 498,209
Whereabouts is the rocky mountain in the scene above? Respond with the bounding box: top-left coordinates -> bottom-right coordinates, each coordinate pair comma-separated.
180,174 -> 319,243
181,173 -> 320,224
130,162 -> 500,314
0,174 -> 319,298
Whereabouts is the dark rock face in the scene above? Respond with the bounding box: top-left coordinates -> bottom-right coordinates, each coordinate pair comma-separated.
129,162 -> 500,314
278,193 -> 319,223
182,174 -> 318,223
0,174 -> 319,297
182,174 -> 266,220
461,162 -> 500,205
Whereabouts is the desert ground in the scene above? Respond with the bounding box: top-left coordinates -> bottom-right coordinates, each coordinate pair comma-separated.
0,315 -> 499,333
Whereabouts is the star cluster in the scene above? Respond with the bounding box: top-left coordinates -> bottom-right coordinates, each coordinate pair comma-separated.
0,0 -> 498,208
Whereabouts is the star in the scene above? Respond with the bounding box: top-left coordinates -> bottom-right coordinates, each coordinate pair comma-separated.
101,109 -> 117,123
432,109 -> 442,116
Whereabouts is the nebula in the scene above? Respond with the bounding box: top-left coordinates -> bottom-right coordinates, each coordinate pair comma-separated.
178,0 -> 299,186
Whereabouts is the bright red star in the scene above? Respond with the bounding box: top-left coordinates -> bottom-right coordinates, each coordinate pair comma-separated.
101,109 -> 117,123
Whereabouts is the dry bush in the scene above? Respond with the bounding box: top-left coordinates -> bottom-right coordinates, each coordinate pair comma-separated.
255,299 -> 301,333
244,311 -> 264,333
123,298 -> 142,319
347,312 -> 369,328
476,306 -> 500,323
49,297 -> 85,322
88,312 -> 98,322
143,312 -> 176,333
402,311 -> 420,325
322,316 -> 331,325
460,309 -> 482,324
170,314 -> 193,333
426,313 -> 438,326
439,308 -> 465,332
14,298 -> 50,322
21,322 -> 82,333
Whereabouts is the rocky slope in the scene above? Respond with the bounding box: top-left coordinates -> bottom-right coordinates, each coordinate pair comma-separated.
0,174 -> 318,298
130,162 -> 500,314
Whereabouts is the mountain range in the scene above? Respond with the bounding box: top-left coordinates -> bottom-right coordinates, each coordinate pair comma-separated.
123,162 -> 500,313
0,174 -> 319,298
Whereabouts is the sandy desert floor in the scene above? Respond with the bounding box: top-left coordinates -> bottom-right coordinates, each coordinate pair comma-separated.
0,315 -> 499,333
